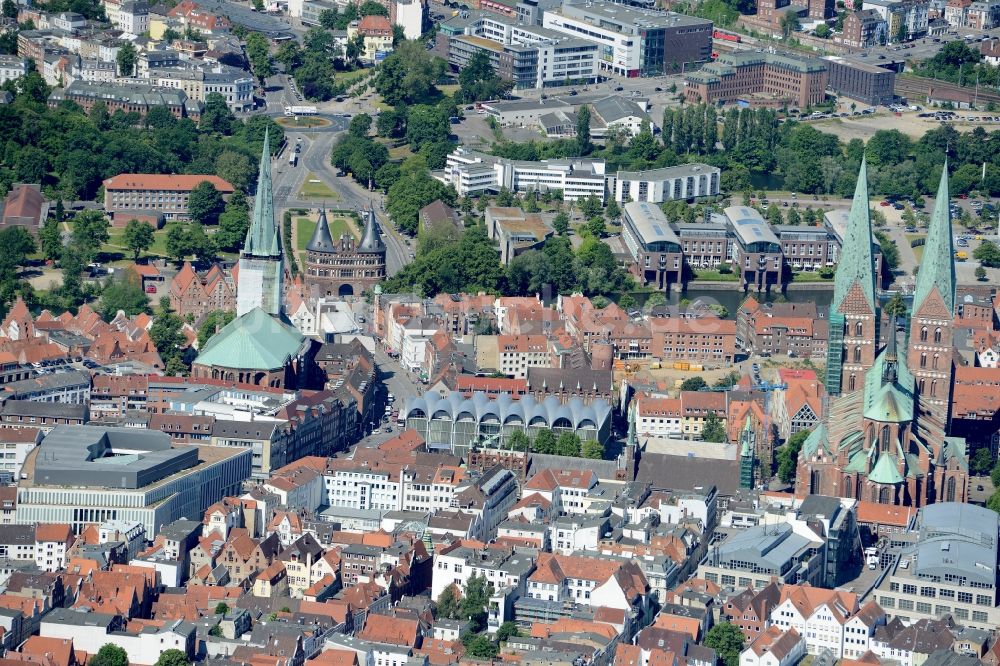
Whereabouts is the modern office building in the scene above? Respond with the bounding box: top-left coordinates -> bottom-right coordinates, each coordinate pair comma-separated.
622,201 -> 684,291
441,148 -> 606,202
609,163 -> 720,204
15,425 -> 251,536
873,503 -> 999,629
824,56 -> 898,106
542,0 -> 712,77
685,51 -> 828,108
437,12 -> 599,89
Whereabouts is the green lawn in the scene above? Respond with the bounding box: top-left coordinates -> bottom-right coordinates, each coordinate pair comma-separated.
790,270 -> 834,283
276,115 -> 331,128
104,225 -> 171,260
298,174 -> 340,200
691,269 -> 739,282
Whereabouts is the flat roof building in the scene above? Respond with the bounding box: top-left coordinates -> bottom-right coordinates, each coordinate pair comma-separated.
874,503 -> 1000,629
16,425 -> 251,535
824,56 -> 897,106
542,0 -> 712,77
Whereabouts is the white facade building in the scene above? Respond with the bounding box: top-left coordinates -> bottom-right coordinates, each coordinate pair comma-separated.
0,56 -> 28,85
441,148 -> 606,202
610,164 -> 721,204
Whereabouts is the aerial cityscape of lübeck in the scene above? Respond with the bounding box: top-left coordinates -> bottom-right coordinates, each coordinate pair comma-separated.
6,0 -> 1000,664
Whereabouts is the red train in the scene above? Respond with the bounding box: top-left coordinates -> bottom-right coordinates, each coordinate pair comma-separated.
713,29 -> 742,42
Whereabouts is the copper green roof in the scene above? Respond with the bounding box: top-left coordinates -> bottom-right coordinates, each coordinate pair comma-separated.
912,163 -> 956,317
801,423 -> 828,457
862,347 -> 915,423
244,128 -> 281,258
195,308 -> 304,370
868,451 -> 904,485
831,158 -> 876,316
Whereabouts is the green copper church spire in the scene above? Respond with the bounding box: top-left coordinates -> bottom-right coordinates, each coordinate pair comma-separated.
912,163 -> 956,317
244,128 -> 281,258
831,157 -> 876,316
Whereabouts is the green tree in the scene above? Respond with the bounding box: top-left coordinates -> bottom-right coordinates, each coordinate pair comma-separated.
814,22 -> 831,37
777,428 -> 811,484
970,448 -> 994,476
116,41 -> 137,76
576,104 -> 592,156
358,0 -> 388,14
506,430 -> 530,452
200,92 -> 236,134
154,650 -> 190,666
874,230 -> 900,271
976,266 -> 988,281
496,621 -> 520,642
245,32 -> 273,85
463,634 -> 498,660
187,181 -> 225,226
215,151 -> 255,193
349,113 -> 373,138
553,211 -> 569,236
123,219 -> 154,260
386,162 -> 456,234
2,0 -> 17,18
581,439 -> 604,460
883,292 -> 906,319
165,223 -> 191,263
99,268 -> 150,319
704,622 -> 744,666
456,50 -> 511,103
701,411 -> 727,443
586,216 -> 606,238
556,432 -> 581,457
974,240 -> 1000,267
150,298 -> 188,375
988,490 -> 1000,515
991,458 -> 1000,488
533,429 -> 557,455
680,376 -> 707,392
216,192 -> 250,251
198,310 -> 235,348
70,210 -> 110,264
374,40 -> 444,106
90,645 -> 129,666
458,574 -> 493,632
436,585 -> 459,619
214,602 -> 230,615
40,217 -> 64,261
779,12 -> 800,38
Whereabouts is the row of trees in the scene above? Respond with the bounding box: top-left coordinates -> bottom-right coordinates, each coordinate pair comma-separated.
501,430 -> 603,459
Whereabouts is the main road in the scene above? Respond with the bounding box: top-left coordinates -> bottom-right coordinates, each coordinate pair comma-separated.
263,75 -> 410,276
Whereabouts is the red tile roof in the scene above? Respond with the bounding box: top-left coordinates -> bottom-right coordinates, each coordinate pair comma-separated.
103,174 -> 234,193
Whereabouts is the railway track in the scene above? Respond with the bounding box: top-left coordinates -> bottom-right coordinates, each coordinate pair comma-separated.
894,75 -> 1000,107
